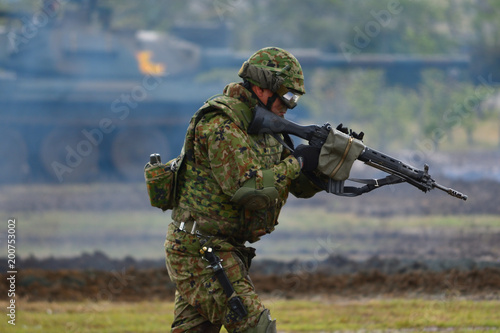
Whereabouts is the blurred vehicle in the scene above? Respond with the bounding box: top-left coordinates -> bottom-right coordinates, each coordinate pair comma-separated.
0,0 -> 246,183
0,1 -> 469,183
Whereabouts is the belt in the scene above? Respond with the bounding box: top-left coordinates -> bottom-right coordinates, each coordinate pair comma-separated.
172,220 -> 208,238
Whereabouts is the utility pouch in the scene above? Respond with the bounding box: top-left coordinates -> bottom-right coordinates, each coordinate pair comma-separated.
317,128 -> 365,181
144,153 -> 184,211
231,170 -> 278,211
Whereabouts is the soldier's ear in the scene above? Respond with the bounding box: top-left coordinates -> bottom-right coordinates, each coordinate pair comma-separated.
251,85 -> 265,98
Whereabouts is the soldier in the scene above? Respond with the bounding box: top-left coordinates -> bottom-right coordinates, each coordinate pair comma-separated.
165,47 -> 323,332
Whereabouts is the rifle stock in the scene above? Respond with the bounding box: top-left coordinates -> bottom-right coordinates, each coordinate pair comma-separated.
248,106 -> 467,201
248,106 -> 320,141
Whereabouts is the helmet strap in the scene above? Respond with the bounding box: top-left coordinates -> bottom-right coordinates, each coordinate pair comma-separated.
265,93 -> 279,110
243,80 -> 279,111
243,80 -> 263,106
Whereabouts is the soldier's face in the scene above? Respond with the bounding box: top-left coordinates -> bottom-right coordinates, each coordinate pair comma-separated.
258,89 -> 288,117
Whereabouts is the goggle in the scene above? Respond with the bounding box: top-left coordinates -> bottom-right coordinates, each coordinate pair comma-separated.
276,85 -> 302,109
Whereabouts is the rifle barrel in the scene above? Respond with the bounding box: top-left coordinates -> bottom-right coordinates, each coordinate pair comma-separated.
433,182 -> 468,201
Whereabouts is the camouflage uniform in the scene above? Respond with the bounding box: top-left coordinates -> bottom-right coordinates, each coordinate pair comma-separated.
165,47 -> 321,332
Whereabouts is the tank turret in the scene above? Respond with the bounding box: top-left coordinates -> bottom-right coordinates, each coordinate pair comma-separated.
0,1 -> 227,183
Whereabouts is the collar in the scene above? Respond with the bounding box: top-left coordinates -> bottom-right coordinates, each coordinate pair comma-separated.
223,82 -> 259,109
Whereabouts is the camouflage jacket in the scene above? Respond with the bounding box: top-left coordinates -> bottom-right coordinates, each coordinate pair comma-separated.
172,82 -> 321,244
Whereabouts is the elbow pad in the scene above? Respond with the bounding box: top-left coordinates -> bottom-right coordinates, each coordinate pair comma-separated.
231,169 -> 278,210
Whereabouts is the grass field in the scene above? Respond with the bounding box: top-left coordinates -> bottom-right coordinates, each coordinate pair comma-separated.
1,298 -> 499,332
9,208 -> 500,261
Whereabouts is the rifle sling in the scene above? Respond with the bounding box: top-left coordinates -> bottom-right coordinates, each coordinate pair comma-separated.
270,132 -> 295,152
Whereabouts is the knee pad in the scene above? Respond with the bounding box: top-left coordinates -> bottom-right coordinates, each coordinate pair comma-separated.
243,309 -> 276,333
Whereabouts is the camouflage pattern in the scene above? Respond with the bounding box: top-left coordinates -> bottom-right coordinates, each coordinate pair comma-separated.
144,156 -> 182,211
171,82 -> 303,244
165,81 -> 322,332
165,223 -> 265,332
238,47 -> 306,94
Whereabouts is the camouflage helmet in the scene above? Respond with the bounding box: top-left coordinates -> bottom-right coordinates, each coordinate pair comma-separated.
238,47 -> 305,108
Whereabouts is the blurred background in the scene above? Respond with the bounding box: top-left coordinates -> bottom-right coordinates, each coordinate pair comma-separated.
0,0 -> 499,267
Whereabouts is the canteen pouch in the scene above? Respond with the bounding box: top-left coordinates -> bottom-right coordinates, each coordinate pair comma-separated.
317,128 -> 365,181
144,155 -> 183,211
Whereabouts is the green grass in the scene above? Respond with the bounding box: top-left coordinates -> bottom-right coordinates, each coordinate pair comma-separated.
267,298 -> 500,331
1,298 -> 499,332
1,301 -> 174,333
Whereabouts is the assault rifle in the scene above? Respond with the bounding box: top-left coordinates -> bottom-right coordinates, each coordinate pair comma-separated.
248,106 -> 467,201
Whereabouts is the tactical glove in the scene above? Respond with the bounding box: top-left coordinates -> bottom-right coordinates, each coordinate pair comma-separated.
336,123 -> 364,141
293,144 -> 321,172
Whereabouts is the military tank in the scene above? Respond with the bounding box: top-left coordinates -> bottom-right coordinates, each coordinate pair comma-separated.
0,1 -> 247,183
0,1 -> 470,184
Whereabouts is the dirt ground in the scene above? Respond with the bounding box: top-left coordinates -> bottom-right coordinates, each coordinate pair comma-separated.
3,266 -> 500,302
3,250 -> 500,302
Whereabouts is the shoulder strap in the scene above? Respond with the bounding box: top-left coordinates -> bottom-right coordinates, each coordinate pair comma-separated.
180,101 -> 219,162
205,95 -> 253,131
181,95 -> 255,165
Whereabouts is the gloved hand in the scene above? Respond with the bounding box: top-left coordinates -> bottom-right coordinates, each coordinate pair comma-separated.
336,123 -> 364,141
293,144 -> 321,171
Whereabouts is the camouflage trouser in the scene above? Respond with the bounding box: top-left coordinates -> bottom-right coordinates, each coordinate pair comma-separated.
165,223 -> 266,332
